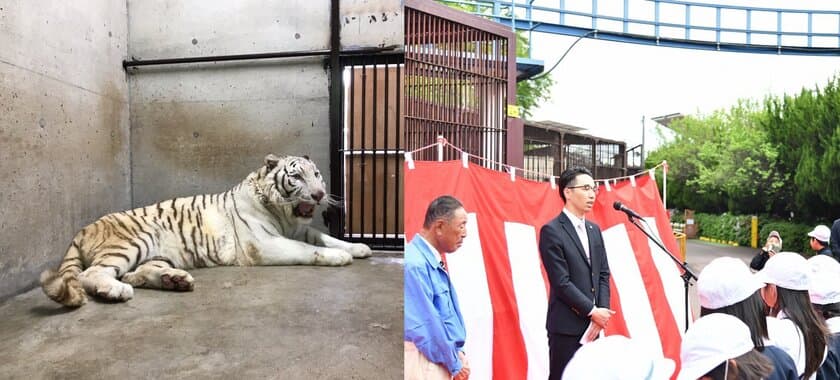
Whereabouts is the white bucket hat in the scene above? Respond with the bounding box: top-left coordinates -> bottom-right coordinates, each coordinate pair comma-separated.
809,271 -> 840,305
563,335 -> 675,380
755,251 -> 811,291
697,257 -> 764,309
678,313 -> 755,380
808,256 -> 840,305
808,255 -> 840,276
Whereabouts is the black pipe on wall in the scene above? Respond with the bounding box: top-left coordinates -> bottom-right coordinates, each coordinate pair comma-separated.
122,46 -> 396,68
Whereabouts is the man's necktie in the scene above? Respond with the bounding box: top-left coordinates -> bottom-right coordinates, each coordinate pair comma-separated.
577,223 -> 590,262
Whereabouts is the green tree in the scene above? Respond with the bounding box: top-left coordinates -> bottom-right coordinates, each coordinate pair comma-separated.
646,101 -> 787,215
763,77 -> 840,219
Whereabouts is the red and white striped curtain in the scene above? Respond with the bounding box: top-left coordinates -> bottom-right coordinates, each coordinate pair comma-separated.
404,160 -> 686,380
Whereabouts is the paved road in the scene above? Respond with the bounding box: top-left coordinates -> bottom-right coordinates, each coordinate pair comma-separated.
683,239 -> 759,319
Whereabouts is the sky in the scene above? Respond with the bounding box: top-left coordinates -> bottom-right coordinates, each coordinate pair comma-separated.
523,1 -> 840,152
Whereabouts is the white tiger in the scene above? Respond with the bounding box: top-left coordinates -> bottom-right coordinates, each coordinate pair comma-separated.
40,154 -> 372,307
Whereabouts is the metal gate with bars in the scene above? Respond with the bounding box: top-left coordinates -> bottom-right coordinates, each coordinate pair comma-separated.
334,54 -> 405,250
329,1 -> 516,249
405,0 -> 513,167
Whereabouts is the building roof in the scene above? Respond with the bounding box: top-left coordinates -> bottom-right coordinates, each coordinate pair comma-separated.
524,120 -> 626,146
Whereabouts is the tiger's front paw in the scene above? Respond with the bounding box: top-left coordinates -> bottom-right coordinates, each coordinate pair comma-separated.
95,281 -> 134,302
348,243 -> 372,258
315,248 -> 353,266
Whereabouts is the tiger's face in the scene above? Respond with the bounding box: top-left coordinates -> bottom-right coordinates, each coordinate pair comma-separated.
260,154 -> 327,224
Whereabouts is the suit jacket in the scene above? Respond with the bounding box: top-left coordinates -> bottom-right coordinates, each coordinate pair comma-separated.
539,212 -> 611,336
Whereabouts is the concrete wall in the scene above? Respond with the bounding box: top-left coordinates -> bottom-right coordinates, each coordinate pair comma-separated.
0,0 -> 402,300
127,0 -> 403,233
0,1 -> 130,301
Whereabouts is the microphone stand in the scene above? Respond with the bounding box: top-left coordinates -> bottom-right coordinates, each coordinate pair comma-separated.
624,214 -> 697,332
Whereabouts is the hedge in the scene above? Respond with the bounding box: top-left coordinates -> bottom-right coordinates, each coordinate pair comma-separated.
691,213 -> 819,256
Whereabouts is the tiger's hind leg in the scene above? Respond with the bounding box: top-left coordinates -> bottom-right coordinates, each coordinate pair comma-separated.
122,257 -> 194,291
78,265 -> 134,302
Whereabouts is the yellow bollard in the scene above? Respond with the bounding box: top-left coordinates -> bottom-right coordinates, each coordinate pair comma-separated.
751,216 -> 758,249
674,232 -> 687,261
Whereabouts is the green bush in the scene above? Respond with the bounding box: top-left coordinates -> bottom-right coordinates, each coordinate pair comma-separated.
695,213 -> 753,246
695,212 -> 820,256
757,220 -> 815,256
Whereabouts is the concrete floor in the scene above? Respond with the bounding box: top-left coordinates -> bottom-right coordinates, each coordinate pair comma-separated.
0,253 -> 403,380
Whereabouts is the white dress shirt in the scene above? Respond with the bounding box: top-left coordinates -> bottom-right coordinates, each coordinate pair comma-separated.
563,208 -> 589,261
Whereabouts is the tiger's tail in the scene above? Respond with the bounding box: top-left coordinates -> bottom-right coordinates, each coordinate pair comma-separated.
40,241 -> 87,307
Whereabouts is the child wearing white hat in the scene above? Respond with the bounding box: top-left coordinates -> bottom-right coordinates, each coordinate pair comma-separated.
808,225 -> 833,258
756,252 -> 829,380
562,335 -> 675,380
679,313 -> 773,380
808,255 -> 840,379
697,257 -> 797,379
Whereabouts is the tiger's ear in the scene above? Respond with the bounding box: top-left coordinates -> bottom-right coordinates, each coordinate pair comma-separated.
264,154 -> 281,170
303,155 -> 310,161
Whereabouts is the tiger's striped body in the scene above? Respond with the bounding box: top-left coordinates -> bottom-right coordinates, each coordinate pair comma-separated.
40,154 -> 372,307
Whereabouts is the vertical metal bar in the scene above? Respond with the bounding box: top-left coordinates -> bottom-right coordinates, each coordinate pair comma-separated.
473,37 -> 478,164
560,0 -> 565,25
411,10 -> 417,159
372,62 -> 378,238
497,33 -> 501,162
716,7 -> 721,46
685,5 -> 691,40
655,0 -> 660,41
493,34 -> 498,167
360,64 -> 367,239
492,33 -> 497,165
527,1 -> 534,57
592,0 -> 597,30
624,0 -> 629,34
456,21 -> 462,130
328,0 -> 342,238
511,0 -> 517,32
432,14 -> 438,159
777,11 -> 782,48
746,9 -> 751,45
483,29 -> 488,162
349,66 -> 355,240
383,62 -> 389,238
395,62 -> 401,240
452,19 -> 459,158
808,12 -> 813,48
443,17 -> 449,146
406,9 -> 412,158
420,11 -> 425,159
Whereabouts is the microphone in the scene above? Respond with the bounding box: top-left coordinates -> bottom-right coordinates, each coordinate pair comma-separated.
613,201 -> 643,219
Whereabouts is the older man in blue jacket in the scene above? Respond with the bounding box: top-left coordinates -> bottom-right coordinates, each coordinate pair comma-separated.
405,195 -> 470,380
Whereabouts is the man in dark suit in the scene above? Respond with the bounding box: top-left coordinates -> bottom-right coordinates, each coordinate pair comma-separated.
539,166 -> 614,379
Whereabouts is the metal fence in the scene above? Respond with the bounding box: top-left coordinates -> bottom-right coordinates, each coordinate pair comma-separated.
522,122 -> 627,181
335,54 -> 404,250
405,0 -> 510,168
